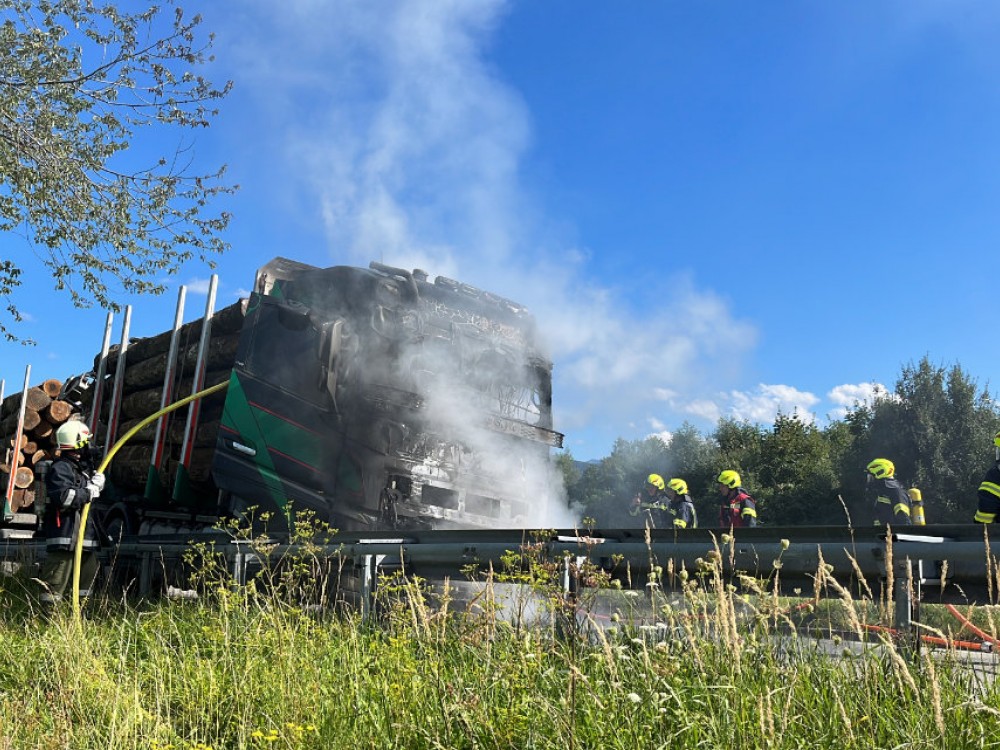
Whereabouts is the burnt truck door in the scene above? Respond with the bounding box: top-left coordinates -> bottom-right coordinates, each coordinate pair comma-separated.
212,293 -> 344,523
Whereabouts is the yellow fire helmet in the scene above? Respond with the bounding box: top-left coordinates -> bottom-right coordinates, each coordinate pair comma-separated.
717,470 -> 741,489
668,478 -> 689,495
646,473 -> 666,491
866,458 -> 895,479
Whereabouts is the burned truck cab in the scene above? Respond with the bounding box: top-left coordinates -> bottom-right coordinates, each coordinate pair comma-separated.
212,258 -> 563,531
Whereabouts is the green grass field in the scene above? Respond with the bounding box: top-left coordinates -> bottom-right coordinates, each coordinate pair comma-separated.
2,534 -> 1000,749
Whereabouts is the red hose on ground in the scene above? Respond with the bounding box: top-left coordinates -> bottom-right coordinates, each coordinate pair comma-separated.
865,625 -> 992,651
864,623 -> 990,652
945,604 -> 1000,647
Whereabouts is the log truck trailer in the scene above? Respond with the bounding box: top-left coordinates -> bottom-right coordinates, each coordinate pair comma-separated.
2,257 -> 564,539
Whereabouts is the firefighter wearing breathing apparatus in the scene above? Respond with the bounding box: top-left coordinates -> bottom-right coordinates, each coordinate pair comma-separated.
717,470 -> 757,528
664,478 -> 698,529
38,421 -> 106,606
629,473 -> 670,527
973,431 -> 1000,524
908,488 -> 926,525
865,458 -> 911,527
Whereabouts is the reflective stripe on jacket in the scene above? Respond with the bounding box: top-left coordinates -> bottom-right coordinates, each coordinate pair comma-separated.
43,457 -> 101,552
976,464 -> 1000,523
668,496 -> 698,529
720,488 -> 757,528
867,476 -> 911,527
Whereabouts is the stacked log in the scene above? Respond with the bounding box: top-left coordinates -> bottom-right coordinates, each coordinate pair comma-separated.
0,381 -> 77,513
93,299 -> 245,497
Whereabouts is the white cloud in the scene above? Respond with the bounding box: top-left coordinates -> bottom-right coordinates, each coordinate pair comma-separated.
678,399 -> 723,423
653,388 -> 678,402
728,384 -> 820,424
659,384 -> 820,428
826,382 -> 891,419
640,380 -> 904,442
647,418 -> 673,445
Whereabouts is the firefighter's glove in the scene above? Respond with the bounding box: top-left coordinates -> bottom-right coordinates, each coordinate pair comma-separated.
85,472 -> 105,498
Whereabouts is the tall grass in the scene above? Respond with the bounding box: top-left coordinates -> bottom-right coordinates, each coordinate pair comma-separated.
0,531 -> 998,749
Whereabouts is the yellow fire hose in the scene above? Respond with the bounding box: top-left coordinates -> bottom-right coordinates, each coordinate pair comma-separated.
72,379 -> 230,616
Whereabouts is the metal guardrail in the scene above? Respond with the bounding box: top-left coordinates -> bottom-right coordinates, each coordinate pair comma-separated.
89,524 -> 1000,619
5,523 -> 1000,632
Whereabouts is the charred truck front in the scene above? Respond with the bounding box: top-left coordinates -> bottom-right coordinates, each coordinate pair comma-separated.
212,258 -> 563,531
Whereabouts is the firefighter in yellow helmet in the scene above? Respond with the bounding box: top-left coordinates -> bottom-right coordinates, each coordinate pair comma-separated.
973,431 -> 1000,523
717,470 -> 757,528
39,421 -> 106,608
629,473 -> 670,527
664,478 -> 698,529
865,458 -> 911,526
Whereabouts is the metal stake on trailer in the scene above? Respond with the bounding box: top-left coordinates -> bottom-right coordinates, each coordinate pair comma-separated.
104,306 -> 132,459
173,275 -> 217,501
145,286 -> 187,502
89,312 -> 114,437
3,366 -> 31,521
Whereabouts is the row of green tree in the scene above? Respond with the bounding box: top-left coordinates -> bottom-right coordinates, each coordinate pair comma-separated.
556,357 -> 1000,528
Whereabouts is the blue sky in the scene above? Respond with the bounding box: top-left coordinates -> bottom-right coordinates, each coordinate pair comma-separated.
4,0 -> 1000,460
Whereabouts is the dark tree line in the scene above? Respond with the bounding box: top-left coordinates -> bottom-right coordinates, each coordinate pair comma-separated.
558,357 -> 1000,527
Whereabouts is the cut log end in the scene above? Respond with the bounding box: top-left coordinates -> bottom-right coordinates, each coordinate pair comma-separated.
44,400 -> 73,425
41,379 -> 63,398
11,466 -> 33,489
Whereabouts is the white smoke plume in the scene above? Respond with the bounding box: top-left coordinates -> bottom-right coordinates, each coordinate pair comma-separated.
225,0 -> 752,526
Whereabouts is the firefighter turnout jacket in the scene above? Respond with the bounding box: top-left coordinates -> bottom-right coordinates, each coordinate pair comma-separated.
974,463 -> 1000,523
867,476 -> 911,527
43,455 -> 103,552
667,494 -> 698,529
719,487 -> 757,528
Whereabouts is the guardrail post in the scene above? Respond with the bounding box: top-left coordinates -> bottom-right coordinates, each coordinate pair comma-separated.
232,545 -> 245,587
894,557 -> 920,657
561,554 -> 587,599
556,554 -> 588,641
361,553 -> 385,624
231,540 -> 257,587
561,554 -> 575,599
139,552 -> 152,596
893,559 -> 911,631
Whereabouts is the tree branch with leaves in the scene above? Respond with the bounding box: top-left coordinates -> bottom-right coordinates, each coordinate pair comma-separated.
0,0 -> 237,342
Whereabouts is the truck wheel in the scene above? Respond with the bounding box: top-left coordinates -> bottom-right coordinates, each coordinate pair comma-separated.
101,511 -> 133,598
104,508 -> 135,544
